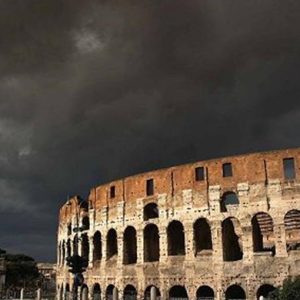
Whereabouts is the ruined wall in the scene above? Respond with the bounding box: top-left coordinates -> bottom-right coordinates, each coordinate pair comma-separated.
56,148 -> 300,300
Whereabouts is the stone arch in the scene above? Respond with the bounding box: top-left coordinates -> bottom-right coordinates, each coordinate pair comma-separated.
167,220 -> 185,256
252,212 -> 275,254
93,231 -> 102,262
81,233 -> 89,262
256,284 -> 276,299
123,226 -> 137,265
169,285 -> 188,300
81,285 -> 89,300
107,229 -> 118,260
106,285 -> 115,300
193,218 -> 213,256
123,285 -> 137,300
225,285 -> 246,299
82,216 -> 90,230
144,224 -> 159,262
220,192 -> 239,212
92,283 -> 101,300
196,285 -> 214,299
144,285 -> 161,300
222,217 -> 243,261
144,203 -> 159,221
284,209 -> 300,251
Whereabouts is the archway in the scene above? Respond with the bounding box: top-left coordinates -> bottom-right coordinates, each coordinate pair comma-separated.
196,285 -> 214,300
67,239 -> 71,258
256,284 -> 276,299
225,285 -> 246,300
123,285 -> 137,300
144,286 -> 161,300
169,285 -> 188,300
107,229 -> 118,260
123,226 -> 137,264
106,285 -> 115,300
81,234 -> 89,262
81,285 -> 89,300
194,218 -> 212,256
167,221 -> 185,256
144,203 -> 159,221
284,209 -> 300,251
82,216 -> 90,230
252,212 -> 275,254
220,192 -> 239,212
93,231 -> 102,262
73,235 -> 79,255
92,283 -> 101,300
65,283 -> 70,300
222,218 -> 243,261
144,224 -> 159,262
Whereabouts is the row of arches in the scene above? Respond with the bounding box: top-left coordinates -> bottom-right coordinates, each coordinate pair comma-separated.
58,209 -> 300,266
60,283 -> 276,300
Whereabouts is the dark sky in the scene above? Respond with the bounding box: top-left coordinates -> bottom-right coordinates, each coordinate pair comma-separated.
0,0 -> 299,262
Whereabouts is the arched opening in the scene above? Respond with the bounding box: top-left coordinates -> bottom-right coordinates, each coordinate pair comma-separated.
67,223 -> 72,235
67,239 -> 71,258
196,285 -> 214,300
62,241 -> 66,264
106,285 -> 115,300
144,286 -> 161,300
144,203 -> 159,221
81,234 -> 89,262
225,285 -> 246,300
73,235 -> 78,255
93,231 -> 102,262
220,192 -> 239,212
167,221 -> 185,256
252,212 -> 275,254
65,284 -> 70,300
169,285 -> 188,300
107,229 -> 118,260
256,284 -> 276,299
284,209 -> 300,251
81,285 -> 89,300
194,218 -> 213,256
123,226 -> 137,265
82,216 -> 90,230
144,224 -> 159,262
222,218 -> 243,261
80,201 -> 89,212
92,283 -> 101,300
123,285 -> 137,300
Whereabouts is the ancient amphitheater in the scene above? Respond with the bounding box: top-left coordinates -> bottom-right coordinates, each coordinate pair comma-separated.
57,148 -> 300,300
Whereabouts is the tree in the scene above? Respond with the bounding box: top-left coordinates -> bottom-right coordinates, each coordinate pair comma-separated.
269,277 -> 300,299
4,253 -> 39,289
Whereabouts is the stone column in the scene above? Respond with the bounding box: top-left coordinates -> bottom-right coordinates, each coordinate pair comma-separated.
102,234 -> 107,261
150,286 -> 157,300
274,221 -> 288,257
211,220 -> 223,264
113,287 -> 118,300
159,225 -> 168,263
241,221 -> 254,264
184,222 -> 194,260
137,228 -> 144,264
36,288 -> 42,300
208,185 -> 221,216
117,231 -> 124,266
89,235 -> 94,268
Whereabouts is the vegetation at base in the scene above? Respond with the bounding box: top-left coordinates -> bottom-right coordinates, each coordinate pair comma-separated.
0,248 -> 39,289
269,276 -> 300,299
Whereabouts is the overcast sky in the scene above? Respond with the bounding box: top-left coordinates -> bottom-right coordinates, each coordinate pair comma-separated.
0,0 -> 299,262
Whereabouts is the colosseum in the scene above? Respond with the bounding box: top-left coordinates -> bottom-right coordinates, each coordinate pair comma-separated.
56,148 -> 300,300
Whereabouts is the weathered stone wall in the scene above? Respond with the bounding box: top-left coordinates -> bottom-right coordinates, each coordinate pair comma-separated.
56,148 -> 300,300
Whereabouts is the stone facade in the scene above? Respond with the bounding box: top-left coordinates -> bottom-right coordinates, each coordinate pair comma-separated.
56,148 -> 300,300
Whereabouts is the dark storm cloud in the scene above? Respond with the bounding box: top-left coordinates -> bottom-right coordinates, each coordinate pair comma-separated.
0,0 -> 299,261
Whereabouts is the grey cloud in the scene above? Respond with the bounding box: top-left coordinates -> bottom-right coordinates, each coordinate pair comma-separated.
0,0 -> 299,261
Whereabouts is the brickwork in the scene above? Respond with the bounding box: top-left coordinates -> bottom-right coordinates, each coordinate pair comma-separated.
56,148 -> 300,300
